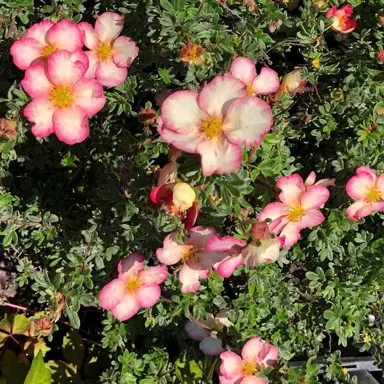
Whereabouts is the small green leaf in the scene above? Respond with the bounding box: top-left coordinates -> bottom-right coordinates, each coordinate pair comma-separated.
24,351 -> 51,384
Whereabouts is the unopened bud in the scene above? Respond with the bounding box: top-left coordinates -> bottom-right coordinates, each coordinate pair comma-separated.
173,183 -> 196,211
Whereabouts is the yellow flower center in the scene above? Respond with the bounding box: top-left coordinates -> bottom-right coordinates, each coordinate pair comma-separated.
246,83 -> 254,96
50,85 -> 73,108
126,277 -> 141,293
96,42 -> 112,61
242,361 -> 257,376
182,248 -> 200,264
366,187 -> 382,203
42,44 -> 58,57
202,117 -> 223,139
288,206 -> 305,222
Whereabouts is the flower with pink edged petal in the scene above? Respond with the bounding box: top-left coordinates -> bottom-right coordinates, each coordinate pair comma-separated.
259,173 -> 330,248
99,252 -> 168,321
345,166 -> 384,221
205,235 -> 247,278
326,5 -> 357,34
305,171 -> 336,190
10,20 -> 84,70
185,309 -> 232,356
219,337 -> 278,384
158,75 -> 274,176
229,57 -> 280,96
21,50 -> 106,145
78,12 -> 139,87
241,221 -> 284,267
156,226 -> 238,293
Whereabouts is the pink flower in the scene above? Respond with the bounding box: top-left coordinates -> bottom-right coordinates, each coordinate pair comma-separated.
78,12 -> 139,87
205,235 -> 247,278
345,166 -> 384,221
219,337 -> 278,384
229,57 -> 280,96
21,50 -> 106,145
157,75 -> 273,176
10,20 -> 83,70
259,174 -> 330,248
150,182 -> 199,230
185,309 -> 232,356
378,50 -> 384,62
156,227 -> 244,293
326,5 -> 357,34
99,252 -> 168,321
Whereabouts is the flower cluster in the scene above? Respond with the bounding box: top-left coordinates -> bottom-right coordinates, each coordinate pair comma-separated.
11,13 -> 138,144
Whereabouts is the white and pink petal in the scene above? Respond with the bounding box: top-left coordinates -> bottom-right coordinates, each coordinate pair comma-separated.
251,67 -> 280,95
21,65 -> 52,98
72,78 -> 106,117
96,58 -> 128,87
10,37 -> 43,70
139,266 -> 168,285
78,22 -> 100,50
46,20 -> 83,53
136,285 -> 161,308
95,12 -> 124,43
99,278 -> 127,311
229,57 -> 256,86
112,36 -> 139,68
111,293 -> 140,321
24,97 -> 54,138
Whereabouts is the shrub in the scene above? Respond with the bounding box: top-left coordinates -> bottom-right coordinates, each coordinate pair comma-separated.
1,0 -> 384,383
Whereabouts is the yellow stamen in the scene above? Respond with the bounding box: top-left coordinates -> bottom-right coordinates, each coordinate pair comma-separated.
288,206 -> 305,222
201,117 -> 223,139
242,361 -> 257,376
246,83 -> 254,96
182,248 -> 200,264
126,277 -> 141,293
50,85 -> 73,108
96,42 -> 112,61
42,45 -> 58,57
366,187 -> 382,203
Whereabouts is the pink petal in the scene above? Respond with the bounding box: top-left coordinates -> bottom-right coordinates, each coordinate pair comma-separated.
229,57 -> 256,86
150,184 -> 173,204
21,65 -> 52,98
198,75 -> 247,119
258,344 -> 278,367
356,166 -> 377,178
279,222 -> 301,248
161,90 -> 207,134
156,232 -> 190,265
196,137 -> 242,176
52,104 -> 89,145
219,351 -> 244,379
46,20 -> 83,53
297,209 -> 325,230
276,173 -> 305,191
179,264 -> 208,293
10,37 -> 43,70
315,178 -> 336,188
240,377 -> 267,384
95,58 -> 128,87
242,238 -> 280,267
200,251 -> 228,269
70,50 -> 90,72
279,185 -> 303,207
258,202 -> 290,222
219,376 -> 242,384
24,97 -> 54,138
84,51 -> 99,80
136,285 -> 161,308
300,185 -> 330,210
78,22 -> 100,50
341,4 -> 353,17
118,252 -> 145,276
241,337 -> 265,364
200,336 -> 224,356
139,266 -> 168,285
346,173 -> 375,201
111,293 -> 140,321
326,5 -> 337,17
372,201 -> 384,213
48,50 -> 86,86
95,12 -> 124,43
251,67 -> 280,95
304,171 -> 316,187
25,20 -> 54,45
377,174 -> 384,194
159,126 -> 204,154
185,320 -> 210,341
99,278 -> 127,311
206,235 -> 247,252
186,226 -> 217,248
112,36 -> 139,68
72,78 -> 106,117
346,201 -> 371,221
215,254 -> 244,278
223,96 -> 273,147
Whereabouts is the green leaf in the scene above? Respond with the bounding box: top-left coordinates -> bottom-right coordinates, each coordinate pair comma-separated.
24,351 -> 51,384
65,307 -> 81,330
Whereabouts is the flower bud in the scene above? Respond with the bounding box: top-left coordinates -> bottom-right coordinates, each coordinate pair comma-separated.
172,183 -> 196,211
